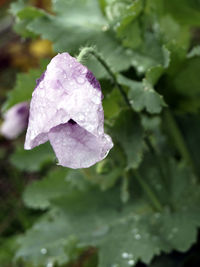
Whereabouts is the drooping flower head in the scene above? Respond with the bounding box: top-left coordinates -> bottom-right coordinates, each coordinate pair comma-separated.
1,102 -> 29,140
24,53 -> 113,169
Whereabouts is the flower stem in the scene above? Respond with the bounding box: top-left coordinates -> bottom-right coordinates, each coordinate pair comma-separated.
145,137 -> 168,190
133,170 -> 162,212
164,109 -> 197,175
77,47 -> 131,106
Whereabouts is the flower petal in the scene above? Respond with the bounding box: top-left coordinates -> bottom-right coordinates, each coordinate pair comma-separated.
1,102 -> 29,140
48,122 -> 113,169
24,52 -> 113,168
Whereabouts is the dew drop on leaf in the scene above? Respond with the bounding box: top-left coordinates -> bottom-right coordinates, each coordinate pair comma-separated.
122,252 -> 129,259
47,262 -> 53,267
128,259 -> 135,265
134,234 -> 141,240
40,248 -> 47,254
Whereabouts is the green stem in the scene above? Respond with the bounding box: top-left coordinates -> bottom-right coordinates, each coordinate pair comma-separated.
145,137 -> 168,190
77,47 -> 131,106
164,109 -> 196,174
133,170 -> 162,212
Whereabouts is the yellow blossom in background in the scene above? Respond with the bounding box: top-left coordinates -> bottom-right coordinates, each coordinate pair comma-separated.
29,39 -> 54,58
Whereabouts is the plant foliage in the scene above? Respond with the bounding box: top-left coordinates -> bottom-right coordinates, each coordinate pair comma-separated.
1,0 -> 200,266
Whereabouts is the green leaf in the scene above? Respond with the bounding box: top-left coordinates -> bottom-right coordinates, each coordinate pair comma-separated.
2,59 -> 48,112
104,0 -> 143,23
23,167 -> 69,209
187,45 -> 200,58
10,142 -> 54,172
12,0 -> 133,78
173,57 -> 200,97
9,0 -> 26,16
16,213 -> 80,266
141,114 -> 161,132
17,6 -> 46,19
118,21 -> 142,49
104,0 -> 144,49
111,109 -> 144,169
129,31 -> 166,74
10,2 -> 45,38
117,75 -> 166,114
84,146 -> 125,191
163,0 -> 200,26
17,158 -> 200,267
23,167 -> 91,210
0,237 -> 18,267
103,88 -> 124,119
146,45 -> 170,85
168,56 -> 200,113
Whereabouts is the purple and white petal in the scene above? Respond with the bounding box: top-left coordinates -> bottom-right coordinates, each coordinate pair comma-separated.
24,53 -> 113,169
1,102 -> 29,140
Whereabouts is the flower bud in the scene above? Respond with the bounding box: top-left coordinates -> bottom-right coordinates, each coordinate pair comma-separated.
24,53 -> 113,169
1,102 -> 29,139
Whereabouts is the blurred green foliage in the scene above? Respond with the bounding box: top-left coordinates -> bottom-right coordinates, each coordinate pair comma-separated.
1,0 -> 200,266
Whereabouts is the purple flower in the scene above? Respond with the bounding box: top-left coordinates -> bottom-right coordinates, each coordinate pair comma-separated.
24,53 -> 113,169
1,102 -> 29,139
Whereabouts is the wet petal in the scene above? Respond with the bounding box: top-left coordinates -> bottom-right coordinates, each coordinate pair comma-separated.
48,122 -> 113,169
24,52 -> 113,169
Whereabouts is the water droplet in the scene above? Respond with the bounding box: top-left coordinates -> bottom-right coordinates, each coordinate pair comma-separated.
98,127 -> 103,135
47,262 -> 53,267
102,25 -> 109,31
77,113 -> 85,121
128,259 -> 135,265
130,100 -> 134,105
126,49 -> 132,56
40,248 -> 47,254
138,66 -> 144,72
134,234 -> 141,240
92,95 -> 101,104
132,59 -> 138,65
76,77 -> 85,84
122,252 -> 129,259
87,125 -> 94,132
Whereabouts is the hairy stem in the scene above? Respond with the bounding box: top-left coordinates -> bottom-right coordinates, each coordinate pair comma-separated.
77,47 -> 130,106
164,109 -> 197,175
